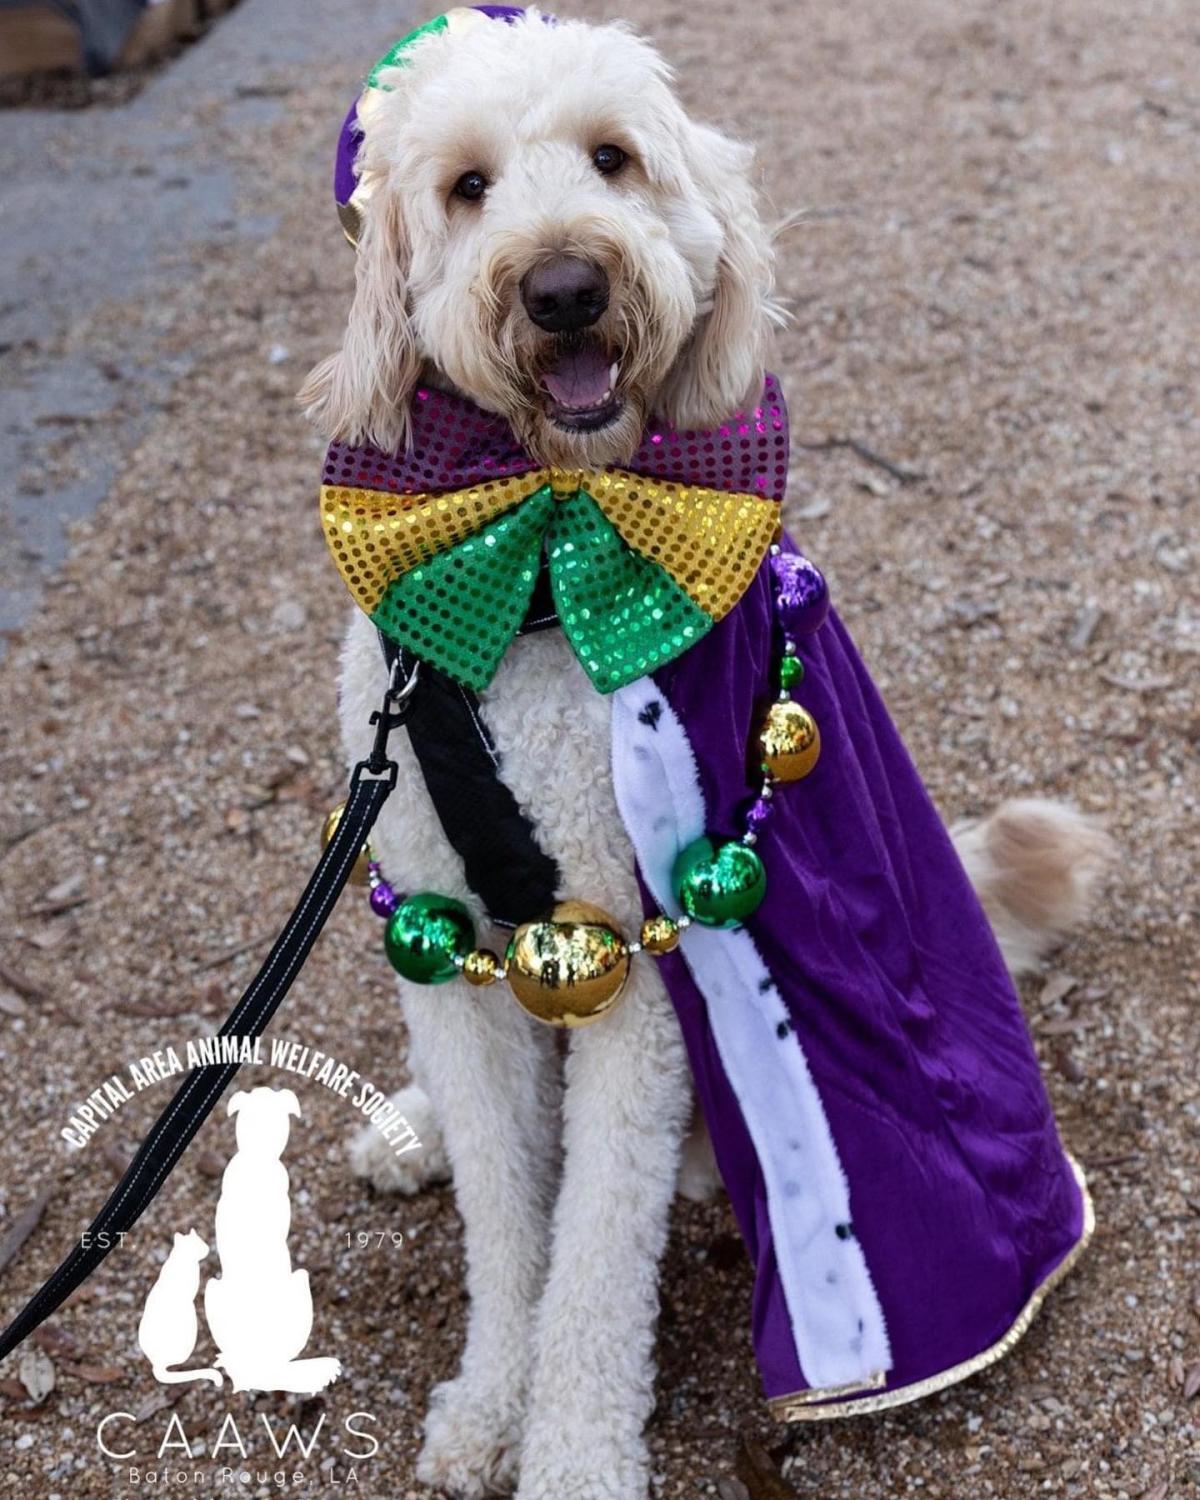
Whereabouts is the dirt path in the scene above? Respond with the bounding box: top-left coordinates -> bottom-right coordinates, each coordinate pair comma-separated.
0,1 -> 1196,1496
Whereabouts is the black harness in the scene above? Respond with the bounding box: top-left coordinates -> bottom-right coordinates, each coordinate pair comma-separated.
382,559 -> 561,927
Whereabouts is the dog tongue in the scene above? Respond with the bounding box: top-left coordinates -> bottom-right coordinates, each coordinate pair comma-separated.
541,343 -> 611,410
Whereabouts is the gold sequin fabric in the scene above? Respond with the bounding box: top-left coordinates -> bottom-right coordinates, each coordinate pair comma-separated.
319,472 -> 548,616
587,469 -> 781,622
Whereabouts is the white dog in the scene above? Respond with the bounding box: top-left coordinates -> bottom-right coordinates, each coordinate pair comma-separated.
204,1087 -> 342,1394
301,13 -> 1108,1498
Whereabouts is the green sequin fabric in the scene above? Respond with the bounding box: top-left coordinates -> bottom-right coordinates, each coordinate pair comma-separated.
369,483 -> 713,694
372,486 -> 555,692
549,490 -> 712,694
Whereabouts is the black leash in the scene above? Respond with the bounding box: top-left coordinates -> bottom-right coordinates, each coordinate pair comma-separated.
0,662 -> 421,1364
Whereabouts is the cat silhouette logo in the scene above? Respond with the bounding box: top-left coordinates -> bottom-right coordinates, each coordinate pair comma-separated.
136,1086 -> 341,1394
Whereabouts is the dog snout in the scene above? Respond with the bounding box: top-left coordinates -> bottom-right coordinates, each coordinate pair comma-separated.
520,255 -> 609,333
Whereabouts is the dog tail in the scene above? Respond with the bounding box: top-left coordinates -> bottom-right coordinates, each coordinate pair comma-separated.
951,799 -> 1113,978
152,1365 -> 223,1387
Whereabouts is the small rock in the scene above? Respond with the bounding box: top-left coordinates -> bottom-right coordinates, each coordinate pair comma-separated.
1069,605 -> 1105,652
1039,972 -> 1080,1008
271,599 -> 308,632
26,928 -> 65,951
18,1349 -> 55,1404
717,1482 -> 751,1500
41,874 -> 84,907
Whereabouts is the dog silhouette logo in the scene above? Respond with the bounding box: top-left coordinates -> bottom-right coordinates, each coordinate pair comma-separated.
136,1086 -> 341,1394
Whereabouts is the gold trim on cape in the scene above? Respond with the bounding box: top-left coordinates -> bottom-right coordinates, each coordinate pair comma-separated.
769,1157 -> 1095,1423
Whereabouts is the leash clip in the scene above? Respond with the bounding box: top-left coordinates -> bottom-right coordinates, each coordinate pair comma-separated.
353,659 -> 421,786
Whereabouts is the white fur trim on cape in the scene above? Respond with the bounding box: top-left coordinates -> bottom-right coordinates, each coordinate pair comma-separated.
611,681 -> 892,1392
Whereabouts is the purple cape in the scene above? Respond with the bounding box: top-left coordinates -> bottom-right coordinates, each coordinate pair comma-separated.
641,571 -> 1089,1417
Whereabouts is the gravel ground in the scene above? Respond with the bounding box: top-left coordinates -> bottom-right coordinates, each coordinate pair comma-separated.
1,1 -> 1197,1497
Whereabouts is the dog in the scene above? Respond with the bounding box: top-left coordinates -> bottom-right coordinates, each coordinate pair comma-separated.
300,12 -> 1109,1498
204,1087 -> 341,1394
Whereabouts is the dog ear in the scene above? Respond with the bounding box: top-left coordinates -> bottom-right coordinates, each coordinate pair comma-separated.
279,1088 -> 301,1119
298,175 -> 420,453
660,122 -> 777,429
227,1091 -> 246,1117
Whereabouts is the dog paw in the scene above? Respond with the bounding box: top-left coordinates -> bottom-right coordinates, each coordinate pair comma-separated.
515,1438 -> 646,1500
348,1085 -> 450,1195
676,1115 -> 722,1204
417,1377 -> 523,1498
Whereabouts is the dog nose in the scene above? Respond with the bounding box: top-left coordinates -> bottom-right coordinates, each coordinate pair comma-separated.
520,256 -> 609,332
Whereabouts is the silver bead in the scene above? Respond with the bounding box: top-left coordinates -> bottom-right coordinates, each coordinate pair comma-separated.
742,831 -> 758,847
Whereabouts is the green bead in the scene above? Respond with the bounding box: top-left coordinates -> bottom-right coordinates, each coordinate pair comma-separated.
779,654 -> 804,690
671,836 -> 767,929
384,892 -> 475,984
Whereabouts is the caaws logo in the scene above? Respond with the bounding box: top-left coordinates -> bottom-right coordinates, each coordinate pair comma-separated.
136,1086 -> 341,1395
58,1040 -> 419,1487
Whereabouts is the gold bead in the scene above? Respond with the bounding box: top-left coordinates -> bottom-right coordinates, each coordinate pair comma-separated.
321,802 -> 372,885
639,915 -> 681,955
505,901 -> 631,1027
462,949 -> 503,987
758,700 -> 821,782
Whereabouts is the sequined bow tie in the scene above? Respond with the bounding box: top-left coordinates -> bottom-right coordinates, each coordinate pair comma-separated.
319,381 -> 789,694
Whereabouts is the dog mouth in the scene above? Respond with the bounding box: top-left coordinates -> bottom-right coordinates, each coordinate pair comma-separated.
538,334 -> 623,432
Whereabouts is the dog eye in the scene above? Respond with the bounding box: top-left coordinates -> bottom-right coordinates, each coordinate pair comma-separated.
453,171 -> 488,202
592,144 -> 626,176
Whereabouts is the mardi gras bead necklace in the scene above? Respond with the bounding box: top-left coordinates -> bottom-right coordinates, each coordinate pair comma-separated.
322,549 -> 830,1027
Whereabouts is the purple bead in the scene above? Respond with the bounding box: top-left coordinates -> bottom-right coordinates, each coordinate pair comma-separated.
370,882 -> 399,918
771,553 -> 829,637
747,798 -> 774,829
